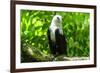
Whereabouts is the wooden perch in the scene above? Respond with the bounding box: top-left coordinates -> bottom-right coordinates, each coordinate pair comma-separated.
23,45 -> 89,62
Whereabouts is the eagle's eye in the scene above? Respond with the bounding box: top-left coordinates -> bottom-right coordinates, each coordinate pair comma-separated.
57,17 -> 60,21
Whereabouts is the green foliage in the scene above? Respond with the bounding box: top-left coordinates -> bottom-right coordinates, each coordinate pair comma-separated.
21,10 -> 90,62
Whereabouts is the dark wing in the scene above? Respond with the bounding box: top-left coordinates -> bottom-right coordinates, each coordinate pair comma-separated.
47,29 -> 56,55
55,29 -> 67,55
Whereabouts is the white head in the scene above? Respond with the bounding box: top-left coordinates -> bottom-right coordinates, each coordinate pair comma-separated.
51,15 -> 62,27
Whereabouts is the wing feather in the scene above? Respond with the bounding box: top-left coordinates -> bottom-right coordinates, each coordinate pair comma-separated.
55,29 -> 67,55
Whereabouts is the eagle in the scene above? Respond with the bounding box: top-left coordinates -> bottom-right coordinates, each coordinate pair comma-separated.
47,15 -> 67,56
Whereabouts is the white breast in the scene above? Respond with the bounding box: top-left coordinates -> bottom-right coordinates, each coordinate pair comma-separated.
50,26 -> 57,42
50,25 -> 63,42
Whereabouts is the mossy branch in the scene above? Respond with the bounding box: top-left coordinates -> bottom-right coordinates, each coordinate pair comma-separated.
22,45 -> 89,62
